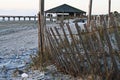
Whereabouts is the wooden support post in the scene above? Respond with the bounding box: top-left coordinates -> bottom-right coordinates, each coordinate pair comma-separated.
88,0 -> 92,27
108,0 -> 111,15
29,17 -> 31,21
38,0 -> 45,69
8,17 -> 10,21
18,17 -> 20,21
24,17 -> 25,21
3,17 -> 5,21
38,0 -> 44,52
34,17 -> 36,21
13,17 -> 15,21
108,0 -> 111,28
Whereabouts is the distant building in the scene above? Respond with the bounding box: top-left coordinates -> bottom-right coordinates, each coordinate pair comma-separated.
45,4 -> 86,21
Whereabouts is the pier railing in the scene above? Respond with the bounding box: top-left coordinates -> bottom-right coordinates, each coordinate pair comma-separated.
0,15 -> 38,21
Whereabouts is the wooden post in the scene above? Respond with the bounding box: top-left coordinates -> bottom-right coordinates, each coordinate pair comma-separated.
88,0 -> 92,27
108,0 -> 111,15
29,17 -> 30,21
13,17 -> 15,21
24,17 -> 25,21
108,0 -> 111,28
8,17 -> 10,21
34,16 -> 36,21
3,17 -> 5,21
18,17 -> 20,21
38,0 -> 45,68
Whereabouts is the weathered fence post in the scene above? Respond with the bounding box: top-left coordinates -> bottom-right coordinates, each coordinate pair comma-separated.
108,0 -> 111,15
88,0 -> 92,26
38,0 -> 45,69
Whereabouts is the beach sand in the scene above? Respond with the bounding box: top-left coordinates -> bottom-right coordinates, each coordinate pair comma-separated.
0,21 -> 76,80
0,21 -> 38,56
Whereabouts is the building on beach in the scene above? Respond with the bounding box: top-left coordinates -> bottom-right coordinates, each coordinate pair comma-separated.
45,4 -> 86,21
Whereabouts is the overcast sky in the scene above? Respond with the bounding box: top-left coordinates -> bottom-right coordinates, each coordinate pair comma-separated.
0,0 -> 120,15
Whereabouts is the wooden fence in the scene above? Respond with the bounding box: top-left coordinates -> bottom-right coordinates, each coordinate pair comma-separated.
44,13 -> 120,79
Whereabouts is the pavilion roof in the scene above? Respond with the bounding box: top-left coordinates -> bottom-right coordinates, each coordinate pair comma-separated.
45,4 -> 86,13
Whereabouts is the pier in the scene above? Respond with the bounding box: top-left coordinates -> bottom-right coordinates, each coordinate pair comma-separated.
0,15 -> 38,21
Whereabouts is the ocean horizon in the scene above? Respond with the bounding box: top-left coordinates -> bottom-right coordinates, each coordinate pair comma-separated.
0,9 -> 38,16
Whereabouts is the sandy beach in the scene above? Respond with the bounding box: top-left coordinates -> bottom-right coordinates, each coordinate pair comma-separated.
0,21 -> 38,56
0,21 -> 38,79
0,21 -> 76,80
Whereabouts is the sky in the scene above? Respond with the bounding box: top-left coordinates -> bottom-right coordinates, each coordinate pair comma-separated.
0,0 -> 120,16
